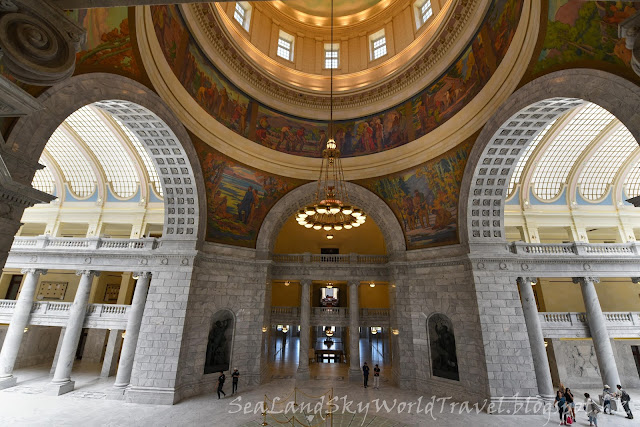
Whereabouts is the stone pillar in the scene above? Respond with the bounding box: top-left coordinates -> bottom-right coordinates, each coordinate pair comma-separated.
101,329 -> 123,378
48,270 -> 99,395
50,327 -> 66,374
0,268 -> 46,389
517,277 -> 554,401
296,279 -> 310,380
573,277 -> 621,387
348,281 -> 361,381
114,272 -> 151,388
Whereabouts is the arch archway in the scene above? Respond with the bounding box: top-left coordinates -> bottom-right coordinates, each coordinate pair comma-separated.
4,73 -> 205,243
256,182 -> 406,256
460,70 -> 640,246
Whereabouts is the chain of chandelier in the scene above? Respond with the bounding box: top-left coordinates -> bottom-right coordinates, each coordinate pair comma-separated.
296,0 -> 366,234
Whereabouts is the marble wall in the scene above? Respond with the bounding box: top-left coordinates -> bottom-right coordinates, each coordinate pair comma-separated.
0,325 -> 60,369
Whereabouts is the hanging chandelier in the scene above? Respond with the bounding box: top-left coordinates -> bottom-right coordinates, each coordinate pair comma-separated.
297,0 -> 366,232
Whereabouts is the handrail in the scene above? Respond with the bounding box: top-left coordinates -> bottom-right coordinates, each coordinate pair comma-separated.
0,300 -> 130,319
11,236 -> 158,251
272,252 -> 388,264
510,242 -> 640,256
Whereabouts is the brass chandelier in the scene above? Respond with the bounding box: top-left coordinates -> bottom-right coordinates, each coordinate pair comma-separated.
296,0 -> 366,233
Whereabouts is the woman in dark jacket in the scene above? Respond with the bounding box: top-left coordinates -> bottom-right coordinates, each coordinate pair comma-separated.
555,390 -> 568,425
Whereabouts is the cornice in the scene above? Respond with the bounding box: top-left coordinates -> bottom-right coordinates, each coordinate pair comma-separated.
184,0 -> 485,119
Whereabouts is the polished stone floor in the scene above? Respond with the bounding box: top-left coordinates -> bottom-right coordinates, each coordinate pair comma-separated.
0,338 -> 638,426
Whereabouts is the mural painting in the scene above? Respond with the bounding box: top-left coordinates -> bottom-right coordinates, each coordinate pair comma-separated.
428,314 -> 460,381
67,7 -> 141,78
534,1 -> 637,75
195,139 -> 304,247
151,0 -> 523,158
358,141 -> 470,250
204,310 -> 234,374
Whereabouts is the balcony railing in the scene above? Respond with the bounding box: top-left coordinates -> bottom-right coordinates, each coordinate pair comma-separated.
11,236 -> 159,251
270,306 -> 390,326
510,242 -> 640,256
0,299 -> 130,328
272,253 -> 388,264
539,311 -> 640,338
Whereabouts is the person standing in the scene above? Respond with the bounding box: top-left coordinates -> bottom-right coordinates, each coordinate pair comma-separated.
555,390 -> 568,425
602,385 -> 613,414
616,384 -> 634,419
232,368 -> 240,395
584,393 -> 600,427
362,362 -> 370,388
217,371 -> 226,399
565,387 -> 575,421
373,364 -> 381,389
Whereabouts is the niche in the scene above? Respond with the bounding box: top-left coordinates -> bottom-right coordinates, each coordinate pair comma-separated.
428,313 -> 459,381
204,310 -> 234,374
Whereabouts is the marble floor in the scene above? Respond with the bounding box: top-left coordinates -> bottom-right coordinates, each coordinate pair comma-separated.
1,359 -> 638,427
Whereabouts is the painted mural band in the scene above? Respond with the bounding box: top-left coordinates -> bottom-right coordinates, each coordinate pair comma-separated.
151,0 -> 523,158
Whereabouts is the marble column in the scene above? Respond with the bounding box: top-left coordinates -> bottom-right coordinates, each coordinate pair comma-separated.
114,272 -> 151,388
0,268 -> 47,389
48,270 -> 99,395
517,277 -> 554,400
574,277 -> 621,387
101,329 -> 123,378
296,280 -> 311,380
50,327 -> 66,374
348,281 -> 361,381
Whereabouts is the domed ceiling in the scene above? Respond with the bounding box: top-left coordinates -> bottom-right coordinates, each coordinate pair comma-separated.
281,0 -> 383,17
138,0 -> 534,178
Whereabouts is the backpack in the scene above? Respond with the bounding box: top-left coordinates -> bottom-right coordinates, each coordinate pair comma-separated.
621,389 -> 631,402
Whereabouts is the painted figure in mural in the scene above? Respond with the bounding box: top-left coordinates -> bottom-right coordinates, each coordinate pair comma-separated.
373,118 -> 384,151
213,190 -> 231,219
238,186 -> 256,224
361,121 -> 375,152
217,87 -> 229,121
294,127 -> 306,152
343,127 -> 355,156
317,129 -> 327,154
256,116 -> 271,147
433,193 -> 453,229
412,190 -> 431,229
403,195 -> 415,230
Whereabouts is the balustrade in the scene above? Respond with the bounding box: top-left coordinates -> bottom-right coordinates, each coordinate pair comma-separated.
0,299 -> 130,327
11,236 -> 158,251
510,241 -> 640,256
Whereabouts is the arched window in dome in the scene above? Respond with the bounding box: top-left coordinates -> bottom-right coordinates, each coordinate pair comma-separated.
233,2 -> 251,32
44,128 -> 97,198
110,114 -> 163,197
531,103 -> 615,200
31,164 -> 55,195
65,105 -> 140,198
624,159 -> 640,199
578,124 -> 637,201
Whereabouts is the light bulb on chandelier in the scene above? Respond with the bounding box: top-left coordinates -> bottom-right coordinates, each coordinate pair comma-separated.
295,0 -> 365,234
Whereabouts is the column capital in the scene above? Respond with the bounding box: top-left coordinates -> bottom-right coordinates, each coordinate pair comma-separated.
572,276 -> 600,285
133,272 -> 152,279
348,281 -> 360,288
20,268 -> 47,276
516,277 -> 536,286
75,270 -> 100,278
300,279 -> 311,287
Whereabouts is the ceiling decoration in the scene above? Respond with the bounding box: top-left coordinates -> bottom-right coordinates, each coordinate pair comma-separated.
147,0 -> 524,160
281,0 -> 383,17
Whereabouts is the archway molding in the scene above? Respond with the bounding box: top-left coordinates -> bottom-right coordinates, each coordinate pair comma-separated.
255,182 -> 406,256
4,73 -> 205,244
459,69 -> 640,246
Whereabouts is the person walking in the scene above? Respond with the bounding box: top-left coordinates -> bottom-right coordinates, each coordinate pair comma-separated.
584,393 -> 601,427
232,368 -> 240,395
362,362 -> 370,388
373,364 -> 380,389
565,387 -> 576,422
555,390 -> 568,425
616,384 -> 634,419
602,385 -> 613,414
217,371 -> 226,399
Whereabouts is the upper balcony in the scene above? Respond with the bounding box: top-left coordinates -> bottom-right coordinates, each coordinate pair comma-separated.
0,299 -> 129,329
12,236 -> 159,252
270,306 -> 390,327
539,311 -> 640,339
272,253 -> 388,265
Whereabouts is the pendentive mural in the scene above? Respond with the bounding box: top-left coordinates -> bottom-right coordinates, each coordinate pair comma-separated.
66,7 -> 142,79
534,1 -> 637,77
195,139 -> 305,248
357,140 -> 470,250
151,0 -> 523,158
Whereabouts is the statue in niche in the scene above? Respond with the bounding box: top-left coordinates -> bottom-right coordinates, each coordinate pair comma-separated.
428,314 -> 460,381
204,313 -> 233,374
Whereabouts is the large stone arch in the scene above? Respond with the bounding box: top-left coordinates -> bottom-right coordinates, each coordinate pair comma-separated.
256,182 -> 406,256
459,69 -> 640,246
4,73 -> 205,244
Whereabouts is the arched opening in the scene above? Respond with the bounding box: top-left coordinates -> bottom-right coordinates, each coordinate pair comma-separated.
460,70 -> 640,246
259,182 -> 402,382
